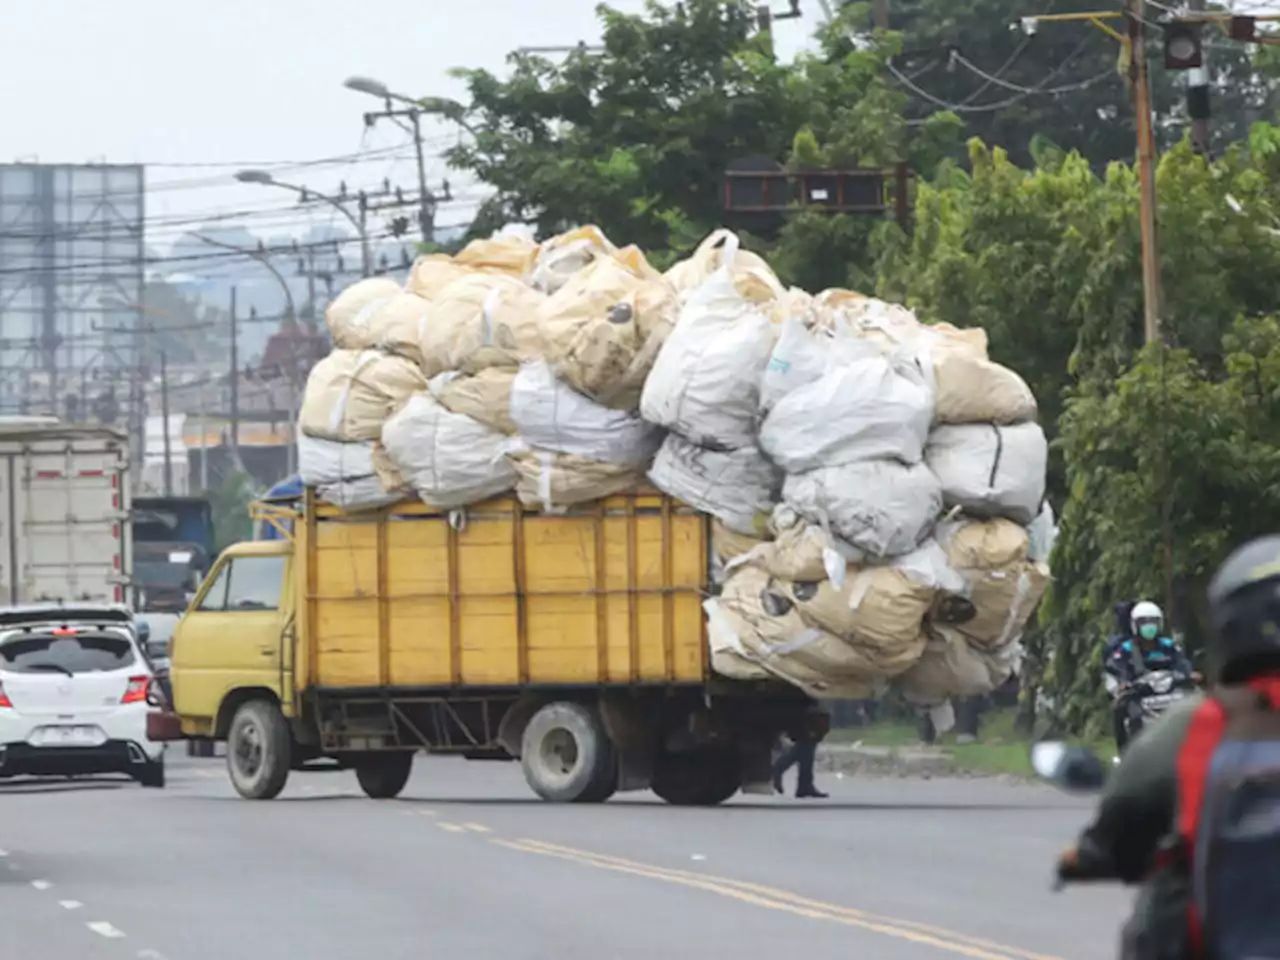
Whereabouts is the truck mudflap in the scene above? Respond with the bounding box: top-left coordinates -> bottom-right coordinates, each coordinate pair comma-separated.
146,710 -> 184,742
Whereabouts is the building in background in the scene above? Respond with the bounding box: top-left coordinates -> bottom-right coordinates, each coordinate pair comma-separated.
0,163 -> 145,444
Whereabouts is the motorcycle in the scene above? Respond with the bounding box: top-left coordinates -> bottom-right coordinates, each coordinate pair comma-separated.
1029,741 -> 1112,889
1105,668 -> 1198,751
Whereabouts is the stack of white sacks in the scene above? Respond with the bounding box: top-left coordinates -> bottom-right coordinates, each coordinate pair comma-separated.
296,224 -> 1054,707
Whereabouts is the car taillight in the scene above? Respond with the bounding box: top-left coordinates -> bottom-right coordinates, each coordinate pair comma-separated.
0,683 -> 10,709
121,676 -> 150,704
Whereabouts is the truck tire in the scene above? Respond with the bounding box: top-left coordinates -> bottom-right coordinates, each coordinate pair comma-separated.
652,749 -> 741,806
520,701 -> 614,803
227,700 -> 291,800
355,753 -> 414,799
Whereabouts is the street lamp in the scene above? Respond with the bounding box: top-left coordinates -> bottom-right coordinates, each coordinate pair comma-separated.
235,169 -> 370,276
343,75 -> 436,244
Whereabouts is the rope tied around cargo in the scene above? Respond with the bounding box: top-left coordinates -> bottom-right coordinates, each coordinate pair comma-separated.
985,424 -> 1004,491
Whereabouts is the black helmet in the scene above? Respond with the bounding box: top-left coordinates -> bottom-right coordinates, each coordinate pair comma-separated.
1207,535 -> 1280,683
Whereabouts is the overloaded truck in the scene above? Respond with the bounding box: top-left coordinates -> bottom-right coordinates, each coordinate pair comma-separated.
151,488 -> 817,804
0,420 -> 133,606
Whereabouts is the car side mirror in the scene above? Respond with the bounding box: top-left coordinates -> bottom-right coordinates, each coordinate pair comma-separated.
1030,741 -> 1108,794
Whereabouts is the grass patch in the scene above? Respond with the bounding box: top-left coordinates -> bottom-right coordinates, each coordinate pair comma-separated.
828,708 -> 1114,778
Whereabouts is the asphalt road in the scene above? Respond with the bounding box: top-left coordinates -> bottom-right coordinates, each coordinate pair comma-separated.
0,750 -> 1129,960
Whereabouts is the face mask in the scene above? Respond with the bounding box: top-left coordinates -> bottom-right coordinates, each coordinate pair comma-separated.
1139,623 -> 1159,641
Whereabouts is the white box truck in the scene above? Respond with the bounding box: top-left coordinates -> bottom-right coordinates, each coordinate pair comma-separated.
0,420 -> 132,606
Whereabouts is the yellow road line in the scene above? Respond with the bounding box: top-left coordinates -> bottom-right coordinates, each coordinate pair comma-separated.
462,823 -> 491,833
495,838 -> 1063,960
437,822 -> 466,833
416,808 -> 438,817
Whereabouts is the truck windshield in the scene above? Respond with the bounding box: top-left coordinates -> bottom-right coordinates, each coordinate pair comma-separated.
0,631 -> 137,674
198,555 -> 285,611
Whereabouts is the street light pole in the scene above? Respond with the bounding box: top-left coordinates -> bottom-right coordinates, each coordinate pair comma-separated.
235,170 -> 372,277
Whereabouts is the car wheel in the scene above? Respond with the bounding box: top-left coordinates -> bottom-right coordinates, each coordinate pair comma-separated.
138,756 -> 165,789
227,700 -> 291,800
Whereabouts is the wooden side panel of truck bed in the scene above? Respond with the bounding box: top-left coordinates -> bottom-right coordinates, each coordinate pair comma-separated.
299,490 -> 710,689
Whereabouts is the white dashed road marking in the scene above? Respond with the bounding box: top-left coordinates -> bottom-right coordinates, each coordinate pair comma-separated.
87,921 -> 126,939
31,879 -> 52,890
59,900 -> 83,911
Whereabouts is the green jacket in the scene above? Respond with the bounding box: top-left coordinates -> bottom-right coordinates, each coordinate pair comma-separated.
1078,695 -> 1200,960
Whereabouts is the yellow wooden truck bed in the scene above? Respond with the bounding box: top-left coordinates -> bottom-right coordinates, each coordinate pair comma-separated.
297,489 -> 711,691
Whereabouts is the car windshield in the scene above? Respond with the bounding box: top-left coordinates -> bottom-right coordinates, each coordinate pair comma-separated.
0,631 -> 137,674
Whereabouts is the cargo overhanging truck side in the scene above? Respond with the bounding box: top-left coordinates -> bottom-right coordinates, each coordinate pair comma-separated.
0,423 -> 132,606
155,489 -> 819,804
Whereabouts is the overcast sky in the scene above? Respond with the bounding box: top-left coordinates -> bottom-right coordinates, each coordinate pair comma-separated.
0,1 -> 817,250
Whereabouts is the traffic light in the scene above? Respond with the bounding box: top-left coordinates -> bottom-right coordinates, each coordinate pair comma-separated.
1163,21 -> 1203,70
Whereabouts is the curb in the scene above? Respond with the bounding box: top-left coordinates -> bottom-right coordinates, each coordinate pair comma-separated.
816,742 -> 958,777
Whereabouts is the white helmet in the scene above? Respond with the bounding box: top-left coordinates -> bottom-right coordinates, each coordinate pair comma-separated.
1131,601 -> 1164,636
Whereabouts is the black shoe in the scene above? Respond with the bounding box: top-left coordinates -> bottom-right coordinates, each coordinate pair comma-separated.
796,787 -> 828,799
772,774 -> 784,794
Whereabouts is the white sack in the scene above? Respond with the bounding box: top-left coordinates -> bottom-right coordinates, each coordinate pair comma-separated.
759,316 -> 879,414
527,225 -> 619,294
509,359 -> 664,465
380,393 -> 517,509
298,434 -> 401,510
297,349 -> 426,442
324,277 -> 403,349
640,233 -> 778,450
759,350 -> 934,472
782,459 -> 942,559
648,434 -> 780,537
925,422 -> 1048,526
1026,501 -> 1058,564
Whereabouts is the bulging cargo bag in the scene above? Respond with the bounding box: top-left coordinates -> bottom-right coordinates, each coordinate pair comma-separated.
298,349 -> 426,443
297,434 -> 403,511
536,256 -> 676,411
641,232 -> 781,451
452,233 -> 539,278
332,291 -> 433,366
418,273 -> 546,377
932,517 -> 1051,651
526,225 -> 625,295
759,342 -> 934,472
898,625 -> 1024,705
379,393 -> 517,509
648,434 -> 781,537
406,253 -> 470,300
429,369 -> 519,435
507,449 -> 647,512
925,422 -> 1048,525
323,277 -> 403,349
663,228 -> 784,305
781,459 -> 943,560
509,359 -> 664,466
703,567 -> 878,699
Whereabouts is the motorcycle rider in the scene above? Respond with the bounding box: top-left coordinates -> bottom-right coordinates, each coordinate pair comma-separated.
1104,601 -> 1197,752
1056,535 -> 1280,960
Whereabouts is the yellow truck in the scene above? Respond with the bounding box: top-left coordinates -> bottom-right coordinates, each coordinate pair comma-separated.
151,489 -> 819,804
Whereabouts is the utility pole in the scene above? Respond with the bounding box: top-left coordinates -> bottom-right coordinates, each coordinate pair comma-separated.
229,286 -> 240,468
1128,0 -> 1163,345
159,349 -> 172,496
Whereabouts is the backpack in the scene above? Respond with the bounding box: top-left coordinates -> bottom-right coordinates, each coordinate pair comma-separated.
1173,675 -> 1280,959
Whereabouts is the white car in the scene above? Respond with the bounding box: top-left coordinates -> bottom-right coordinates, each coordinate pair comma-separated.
0,605 -> 165,787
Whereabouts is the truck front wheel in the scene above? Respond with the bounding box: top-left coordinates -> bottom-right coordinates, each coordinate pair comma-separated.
520,701 -> 614,803
355,752 -> 414,799
227,700 -> 291,800
651,749 -> 741,806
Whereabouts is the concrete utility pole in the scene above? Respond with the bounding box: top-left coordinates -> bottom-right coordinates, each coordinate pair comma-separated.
229,286 -> 240,468
1127,0 -> 1163,345
159,349 -> 172,496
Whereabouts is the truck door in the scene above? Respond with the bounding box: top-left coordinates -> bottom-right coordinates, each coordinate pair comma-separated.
171,552 -> 291,729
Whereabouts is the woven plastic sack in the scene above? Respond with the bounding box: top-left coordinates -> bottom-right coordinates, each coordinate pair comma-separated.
928,347 -> 1038,426
664,229 -> 785,306
298,435 -> 402,511
933,518 -> 1051,651
782,459 -> 942,560
509,360 -> 663,466
298,349 -> 425,442
508,450 -> 645,512
648,435 -> 780,537
760,348 -> 934,472
925,422 -> 1048,525
641,233 -> 779,450
429,369 -> 518,435
406,254 -> 470,300
527,225 -> 619,294
453,234 -> 538,277
898,626 -> 1024,704
380,393 -> 517,509
419,273 -> 546,376
338,292 -> 432,365
537,257 -> 676,411
324,277 -> 403,348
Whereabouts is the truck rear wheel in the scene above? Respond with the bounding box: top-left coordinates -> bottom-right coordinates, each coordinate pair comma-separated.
355,753 -> 414,799
652,749 -> 741,806
227,700 -> 291,800
520,701 -> 614,803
